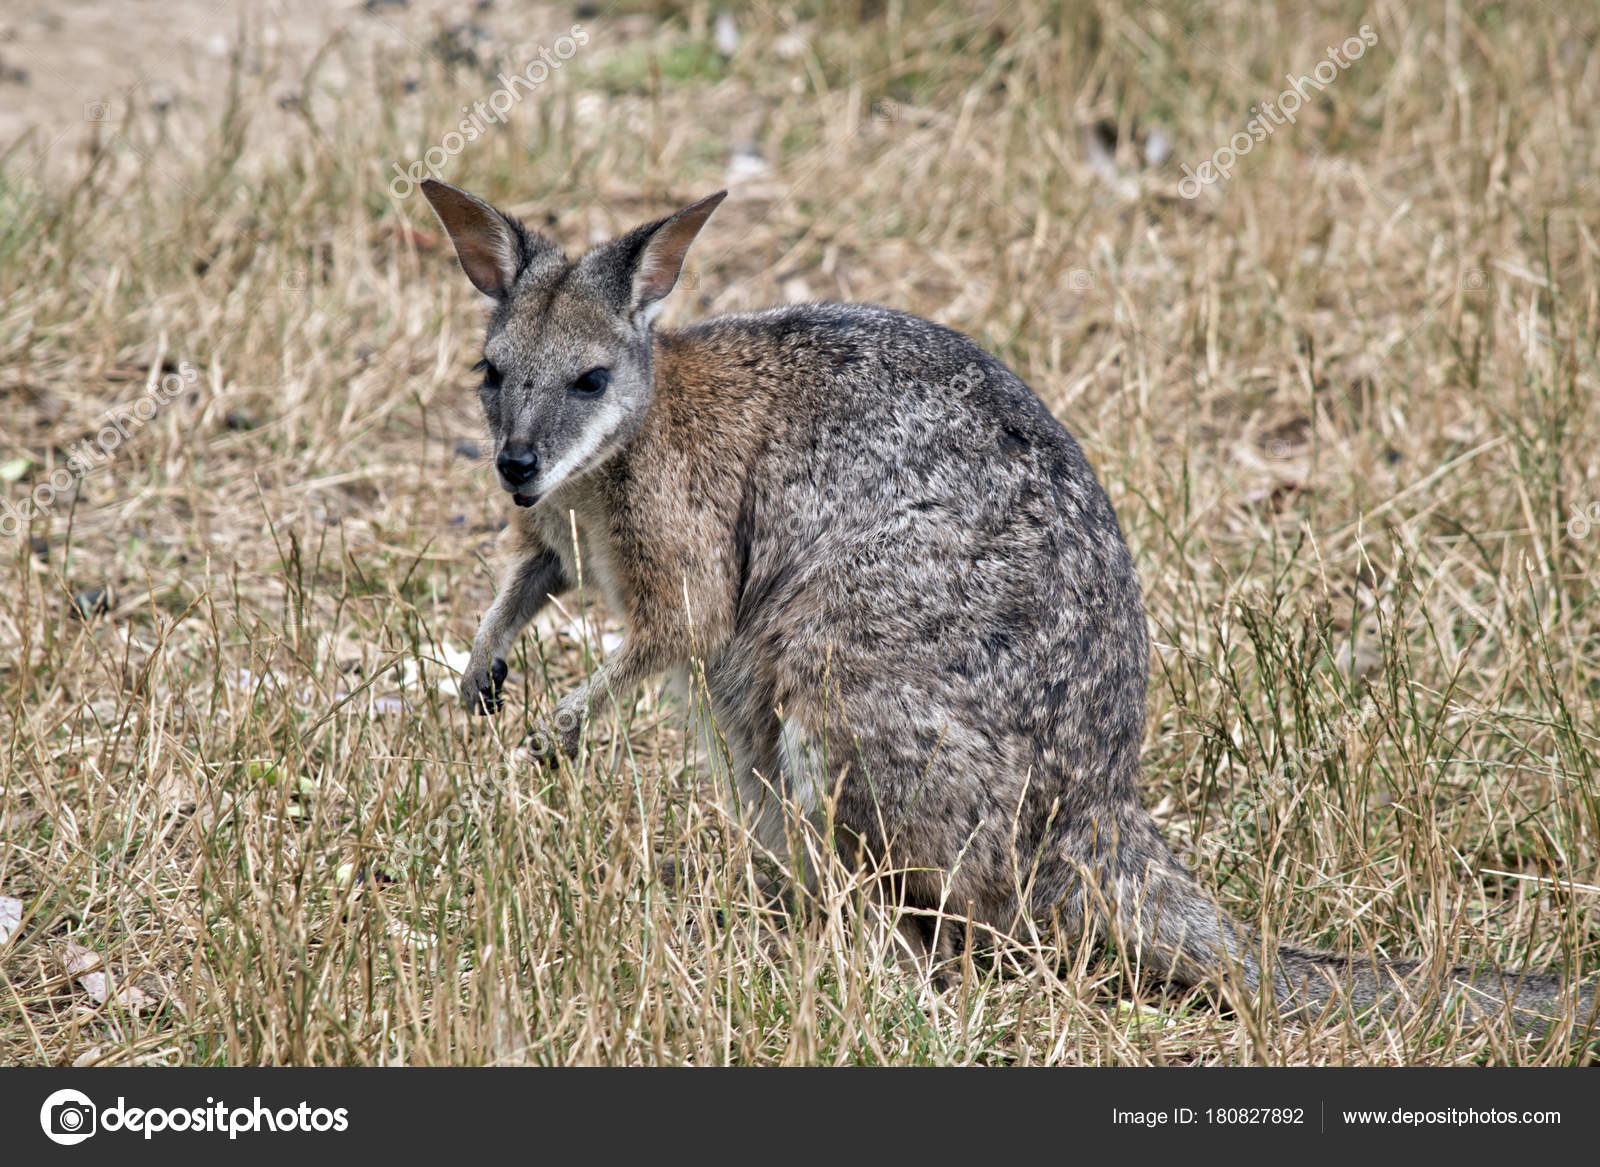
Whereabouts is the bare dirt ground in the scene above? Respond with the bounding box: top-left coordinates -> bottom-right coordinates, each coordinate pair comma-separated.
1,1 -> 574,178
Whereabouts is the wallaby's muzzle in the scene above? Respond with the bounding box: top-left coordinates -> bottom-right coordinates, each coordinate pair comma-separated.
496,441 -> 540,504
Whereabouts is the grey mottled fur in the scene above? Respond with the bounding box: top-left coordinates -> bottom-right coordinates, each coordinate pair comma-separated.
421,179 -> 1596,1035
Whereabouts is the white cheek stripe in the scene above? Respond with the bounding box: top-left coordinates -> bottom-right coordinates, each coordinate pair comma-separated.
536,399 -> 626,496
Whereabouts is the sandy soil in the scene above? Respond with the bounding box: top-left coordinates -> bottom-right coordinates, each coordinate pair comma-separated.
0,0 -> 572,180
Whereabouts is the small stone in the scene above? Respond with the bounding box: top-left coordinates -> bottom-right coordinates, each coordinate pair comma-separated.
714,12 -> 740,58
1142,128 -> 1172,167
454,440 -> 481,461
724,147 -> 771,185
70,588 -> 111,620
224,411 -> 256,431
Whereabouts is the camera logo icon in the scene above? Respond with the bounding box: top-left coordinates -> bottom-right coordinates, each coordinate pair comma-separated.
40,1089 -> 97,1145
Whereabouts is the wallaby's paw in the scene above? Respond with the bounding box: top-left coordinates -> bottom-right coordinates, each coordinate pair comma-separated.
461,656 -> 508,714
521,697 -> 585,758
521,699 -> 584,761
513,729 -> 552,766
553,693 -> 586,756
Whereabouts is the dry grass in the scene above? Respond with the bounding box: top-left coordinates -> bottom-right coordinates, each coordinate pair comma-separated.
1,0 -> 1598,1065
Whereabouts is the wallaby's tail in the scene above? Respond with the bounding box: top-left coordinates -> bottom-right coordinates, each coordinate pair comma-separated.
1096,816 -> 1597,1036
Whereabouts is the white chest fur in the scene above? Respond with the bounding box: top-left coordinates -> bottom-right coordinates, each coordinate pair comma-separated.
533,488 -> 627,616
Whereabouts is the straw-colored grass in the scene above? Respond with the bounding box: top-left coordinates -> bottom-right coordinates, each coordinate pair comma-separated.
1,0 -> 1597,1065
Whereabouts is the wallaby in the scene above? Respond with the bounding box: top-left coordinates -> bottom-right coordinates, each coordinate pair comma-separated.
421,177 -> 1594,1035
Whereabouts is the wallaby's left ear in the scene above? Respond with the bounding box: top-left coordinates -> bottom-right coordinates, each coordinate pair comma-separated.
586,191 -> 727,321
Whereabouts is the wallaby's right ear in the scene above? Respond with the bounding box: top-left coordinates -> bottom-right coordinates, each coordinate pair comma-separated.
420,180 -> 559,300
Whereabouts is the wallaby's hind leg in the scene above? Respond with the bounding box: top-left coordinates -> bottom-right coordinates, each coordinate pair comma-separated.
697,704 -> 962,981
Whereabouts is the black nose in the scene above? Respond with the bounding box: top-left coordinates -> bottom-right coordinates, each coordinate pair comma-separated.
496,442 -> 539,486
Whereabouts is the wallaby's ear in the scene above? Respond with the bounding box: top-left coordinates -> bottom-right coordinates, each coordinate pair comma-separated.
420,179 -> 558,299
585,191 -> 727,321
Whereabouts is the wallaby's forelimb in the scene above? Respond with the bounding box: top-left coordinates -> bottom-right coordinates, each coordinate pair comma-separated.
462,546 -> 567,714
543,611 -> 714,756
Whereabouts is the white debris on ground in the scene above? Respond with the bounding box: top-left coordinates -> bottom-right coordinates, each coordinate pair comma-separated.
61,941 -> 157,1012
0,895 -> 22,946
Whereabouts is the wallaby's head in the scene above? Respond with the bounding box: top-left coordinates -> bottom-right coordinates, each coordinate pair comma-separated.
421,180 -> 725,505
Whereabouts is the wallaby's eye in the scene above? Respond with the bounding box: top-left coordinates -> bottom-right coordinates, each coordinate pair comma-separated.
473,358 -> 502,391
571,367 -> 611,396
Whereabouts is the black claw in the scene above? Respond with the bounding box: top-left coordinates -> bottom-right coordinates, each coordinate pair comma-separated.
465,658 -> 509,715
466,678 -> 500,714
